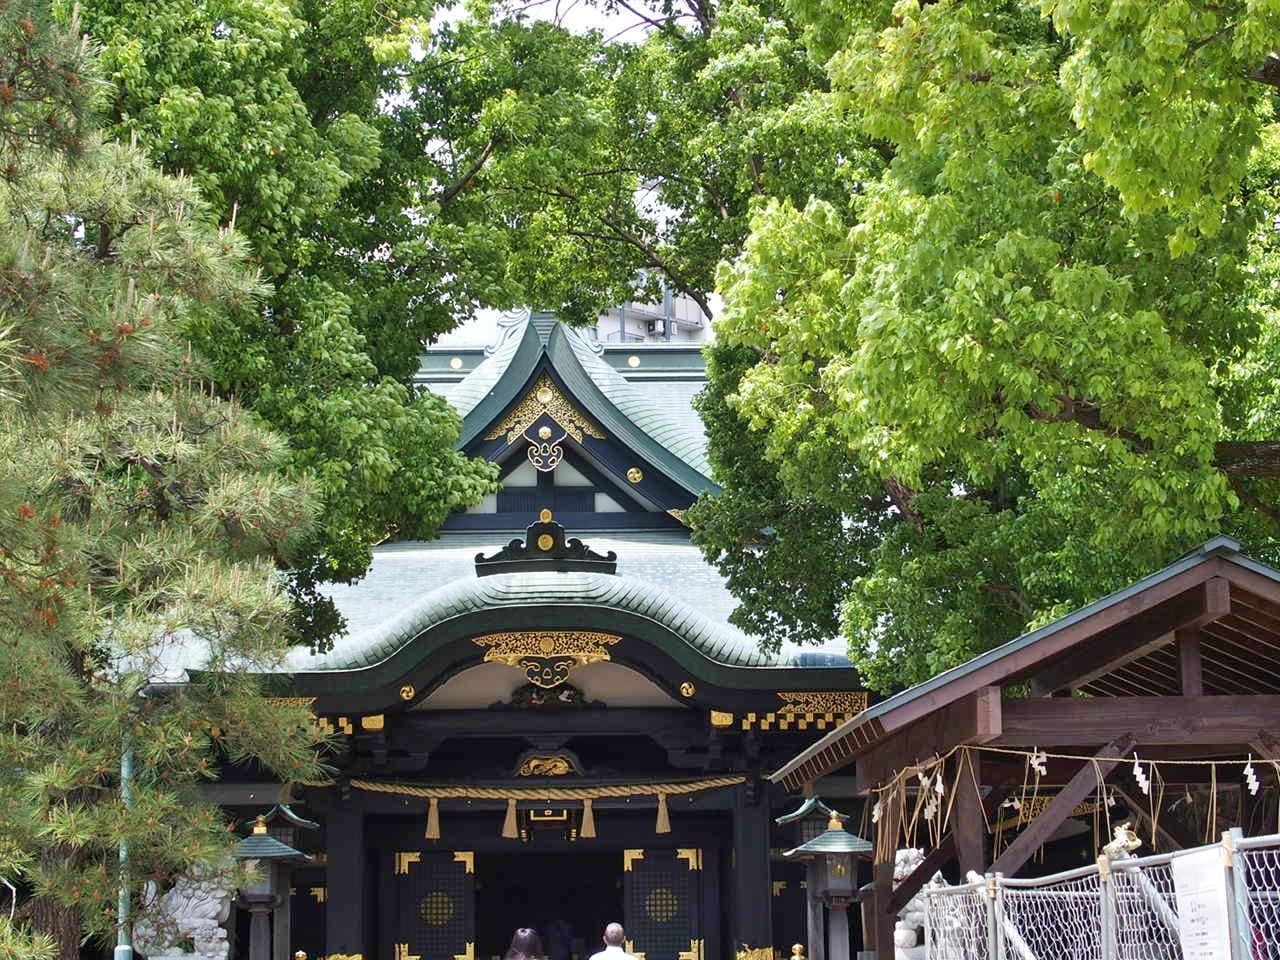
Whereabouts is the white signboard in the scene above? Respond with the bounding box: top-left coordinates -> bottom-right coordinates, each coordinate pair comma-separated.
1171,847 -> 1234,960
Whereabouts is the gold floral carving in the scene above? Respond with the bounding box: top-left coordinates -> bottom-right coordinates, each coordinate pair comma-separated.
471,631 -> 620,689
327,954 -> 363,960
518,755 -> 577,777
485,375 -> 605,445
736,947 -> 771,960
776,692 -> 869,715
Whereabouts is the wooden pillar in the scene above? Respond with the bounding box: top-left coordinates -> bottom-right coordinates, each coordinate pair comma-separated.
953,752 -> 985,877
731,780 -> 773,953
325,804 -> 367,959
1178,628 -> 1204,696
871,789 -> 903,960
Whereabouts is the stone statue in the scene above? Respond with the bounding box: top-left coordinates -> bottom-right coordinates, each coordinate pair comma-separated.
1101,821 -> 1142,861
134,871 -> 233,960
892,848 -> 945,960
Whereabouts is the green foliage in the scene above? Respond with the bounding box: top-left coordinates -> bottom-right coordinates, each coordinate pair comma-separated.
699,0 -> 1280,689
69,0 -> 499,644
0,6 -> 326,952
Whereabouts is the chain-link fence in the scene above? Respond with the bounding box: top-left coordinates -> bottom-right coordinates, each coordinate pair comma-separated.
921,830 -> 1280,959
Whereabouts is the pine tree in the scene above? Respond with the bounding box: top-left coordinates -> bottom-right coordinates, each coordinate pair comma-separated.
0,6 -> 327,958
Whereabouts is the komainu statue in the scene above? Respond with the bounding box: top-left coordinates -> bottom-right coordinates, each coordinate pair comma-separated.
134,871 -> 233,960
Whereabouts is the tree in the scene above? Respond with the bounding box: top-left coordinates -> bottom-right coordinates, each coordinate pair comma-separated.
70,0 -> 501,646
0,7 -> 326,957
696,0 -> 1280,690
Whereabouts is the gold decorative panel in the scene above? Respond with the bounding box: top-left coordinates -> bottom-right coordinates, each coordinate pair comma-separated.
771,881 -> 786,897
645,888 -> 679,923
360,714 -> 384,731
309,886 -> 327,903
709,710 -> 735,728
624,942 -> 646,960
452,851 -> 474,874
623,849 -> 645,872
738,692 -> 870,731
485,374 -> 605,445
454,944 -> 474,960
679,942 -> 704,960
419,892 -> 455,927
395,946 -> 419,960
675,849 -> 703,871
394,852 -> 421,876
518,755 -> 576,777
472,631 -> 620,689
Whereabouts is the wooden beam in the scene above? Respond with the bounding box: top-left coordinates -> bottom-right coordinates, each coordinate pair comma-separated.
886,835 -> 956,914
996,695 -> 1280,746
854,687 -> 1002,793
989,733 -> 1136,878
1178,628 -> 1204,695
1030,578 -> 1230,695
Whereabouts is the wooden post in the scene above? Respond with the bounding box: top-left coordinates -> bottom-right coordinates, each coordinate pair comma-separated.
325,804 -> 367,959
731,780 -> 773,952
953,752 -> 985,877
1177,628 -> 1203,696
871,789 -> 903,959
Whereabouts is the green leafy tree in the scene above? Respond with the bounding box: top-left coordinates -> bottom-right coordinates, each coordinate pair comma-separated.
69,0 -> 500,645
0,7 -> 326,958
698,0 -> 1280,690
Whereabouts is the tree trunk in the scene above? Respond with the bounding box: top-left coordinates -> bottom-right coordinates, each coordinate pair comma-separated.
30,847 -> 83,960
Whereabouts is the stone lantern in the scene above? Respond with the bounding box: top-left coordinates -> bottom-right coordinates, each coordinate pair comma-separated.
232,817 -> 311,960
784,811 -> 873,960
776,796 -> 845,960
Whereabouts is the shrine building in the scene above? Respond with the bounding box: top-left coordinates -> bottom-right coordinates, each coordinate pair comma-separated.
214,311 -> 871,960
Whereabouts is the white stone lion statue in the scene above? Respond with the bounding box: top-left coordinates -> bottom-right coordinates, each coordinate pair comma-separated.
893,848 -> 946,960
134,871 -> 233,960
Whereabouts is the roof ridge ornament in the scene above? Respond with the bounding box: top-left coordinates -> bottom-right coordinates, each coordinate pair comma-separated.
475,510 -> 618,576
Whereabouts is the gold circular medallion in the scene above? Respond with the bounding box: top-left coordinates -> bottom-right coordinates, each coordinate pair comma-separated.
645,887 -> 679,923
627,467 -> 643,483
420,891 -> 455,926
537,533 -> 554,551
449,357 -> 463,370
399,684 -> 416,701
680,681 -> 696,698
627,355 -> 641,368
538,636 -> 556,654
536,386 -> 554,404
538,425 -> 552,439
539,508 -> 553,522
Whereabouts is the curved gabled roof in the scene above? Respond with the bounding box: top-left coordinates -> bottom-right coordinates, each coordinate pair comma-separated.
440,313 -> 717,495
288,568 -> 836,675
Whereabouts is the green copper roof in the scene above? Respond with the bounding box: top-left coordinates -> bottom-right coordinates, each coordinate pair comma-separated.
288,567 -> 822,674
775,795 -> 843,825
784,825 -> 874,858
422,311 -> 716,494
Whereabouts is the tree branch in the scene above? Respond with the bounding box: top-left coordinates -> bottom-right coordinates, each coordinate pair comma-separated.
437,136 -> 497,209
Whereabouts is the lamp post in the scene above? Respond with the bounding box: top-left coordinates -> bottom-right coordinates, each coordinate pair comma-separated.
783,811 -> 873,960
232,817 -> 310,960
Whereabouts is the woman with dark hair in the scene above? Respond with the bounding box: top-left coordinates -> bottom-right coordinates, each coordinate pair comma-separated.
505,928 -> 544,960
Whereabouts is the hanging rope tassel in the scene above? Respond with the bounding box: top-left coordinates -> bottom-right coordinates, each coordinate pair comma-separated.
581,798 -> 596,838
655,792 -> 671,834
502,798 -> 519,839
425,797 -> 440,840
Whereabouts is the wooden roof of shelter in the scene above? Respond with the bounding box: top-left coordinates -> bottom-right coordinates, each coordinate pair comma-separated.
767,536 -> 1280,953
770,535 -> 1280,794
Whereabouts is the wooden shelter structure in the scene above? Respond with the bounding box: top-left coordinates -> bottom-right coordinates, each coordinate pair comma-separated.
769,536 -> 1280,956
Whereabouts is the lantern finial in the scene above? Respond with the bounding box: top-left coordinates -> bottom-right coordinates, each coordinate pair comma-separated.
827,811 -> 844,831
252,816 -> 268,835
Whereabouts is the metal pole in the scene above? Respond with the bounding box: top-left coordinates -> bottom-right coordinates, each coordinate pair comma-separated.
1098,856 -> 1116,960
1225,828 -> 1252,960
115,732 -> 134,960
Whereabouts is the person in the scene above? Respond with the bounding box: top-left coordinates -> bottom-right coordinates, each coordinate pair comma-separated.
505,928 -> 544,960
587,923 -> 637,960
